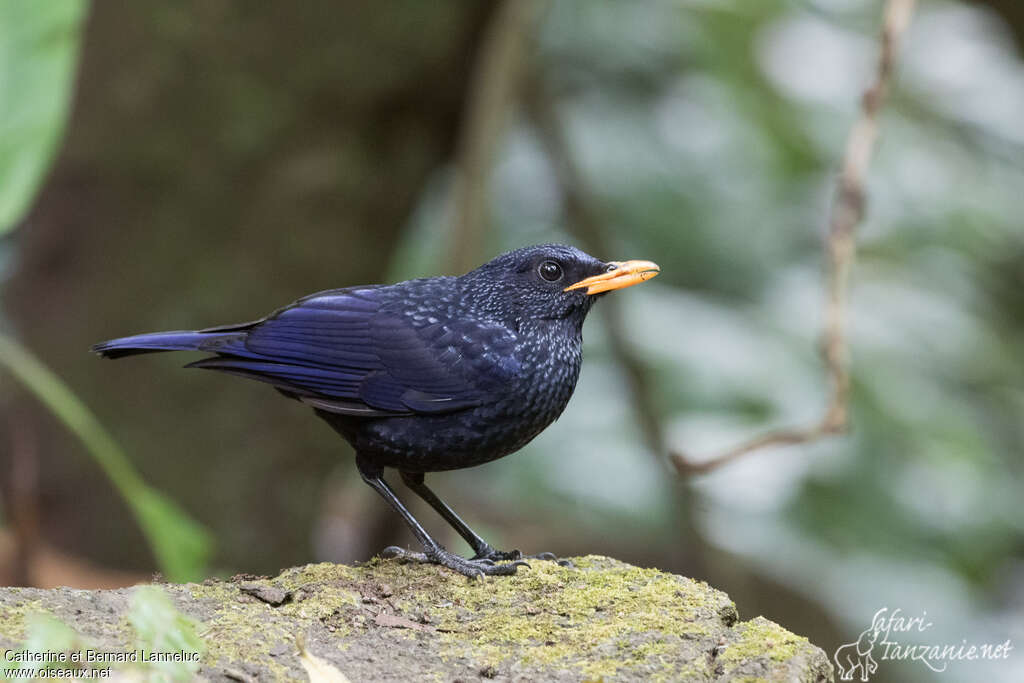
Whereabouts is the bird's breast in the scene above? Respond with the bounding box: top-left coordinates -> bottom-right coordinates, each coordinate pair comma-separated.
464,325 -> 583,451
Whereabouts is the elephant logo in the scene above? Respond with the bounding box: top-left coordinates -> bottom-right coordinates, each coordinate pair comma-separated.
834,626 -> 881,681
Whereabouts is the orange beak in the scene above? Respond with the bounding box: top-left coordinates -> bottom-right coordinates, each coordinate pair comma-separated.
563,260 -> 661,295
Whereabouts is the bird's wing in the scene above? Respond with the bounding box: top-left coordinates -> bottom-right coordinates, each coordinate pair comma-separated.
187,288 -> 519,417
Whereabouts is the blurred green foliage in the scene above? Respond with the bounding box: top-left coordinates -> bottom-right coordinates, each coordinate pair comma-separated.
0,336 -> 211,580
0,0 -> 86,235
0,1 -> 210,581
0,613 -> 82,681
0,588 -> 200,681
3,1 -> 1023,681
128,586 -> 204,681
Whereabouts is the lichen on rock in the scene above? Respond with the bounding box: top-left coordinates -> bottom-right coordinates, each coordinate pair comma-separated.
0,555 -> 833,682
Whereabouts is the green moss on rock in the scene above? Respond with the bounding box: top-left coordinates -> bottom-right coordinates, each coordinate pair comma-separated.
720,616 -> 809,665
0,594 -> 41,643
0,556 -> 833,682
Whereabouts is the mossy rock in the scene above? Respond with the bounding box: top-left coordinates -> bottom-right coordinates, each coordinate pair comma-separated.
0,555 -> 833,682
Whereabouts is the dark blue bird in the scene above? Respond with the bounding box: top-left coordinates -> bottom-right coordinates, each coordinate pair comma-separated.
94,244 -> 659,577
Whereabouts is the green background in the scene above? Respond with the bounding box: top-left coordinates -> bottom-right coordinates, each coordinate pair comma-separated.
2,2 -> 1022,681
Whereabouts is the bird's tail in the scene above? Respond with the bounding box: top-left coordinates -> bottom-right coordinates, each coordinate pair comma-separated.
92,329 -> 245,359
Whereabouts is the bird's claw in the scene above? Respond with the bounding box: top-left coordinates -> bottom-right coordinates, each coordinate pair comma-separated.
471,547 -> 573,567
433,551 -> 529,579
379,546 -> 529,579
380,546 -> 427,562
470,546 -> 523,562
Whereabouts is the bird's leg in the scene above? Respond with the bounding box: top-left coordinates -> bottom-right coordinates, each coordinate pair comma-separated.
399,471 -> 511,562
356,457 -> 527,579
400,471 -> 571,566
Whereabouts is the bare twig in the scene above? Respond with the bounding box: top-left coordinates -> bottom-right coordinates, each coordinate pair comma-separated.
447,0 -> 545,275
521,1 -> 912,476
671,0 -> 916,475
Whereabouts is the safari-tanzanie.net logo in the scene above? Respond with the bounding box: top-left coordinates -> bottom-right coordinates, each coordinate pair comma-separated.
834,607 -> 1012,681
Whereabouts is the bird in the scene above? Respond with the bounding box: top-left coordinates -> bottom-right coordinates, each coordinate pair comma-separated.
93,244 -> 659,578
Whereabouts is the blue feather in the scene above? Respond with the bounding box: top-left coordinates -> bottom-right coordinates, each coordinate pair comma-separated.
93,284 -> 519,417
91,331 -> 241,358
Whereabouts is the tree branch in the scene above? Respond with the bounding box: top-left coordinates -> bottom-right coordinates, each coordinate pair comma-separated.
671,0 -> 916,475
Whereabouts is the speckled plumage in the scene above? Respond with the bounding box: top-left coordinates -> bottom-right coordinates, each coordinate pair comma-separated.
96,244 -> 604,471
329,284 -> 590,472
94,244 -> 644,577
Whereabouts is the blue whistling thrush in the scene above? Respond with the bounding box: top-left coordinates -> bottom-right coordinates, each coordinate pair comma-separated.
94,244 -> 659,577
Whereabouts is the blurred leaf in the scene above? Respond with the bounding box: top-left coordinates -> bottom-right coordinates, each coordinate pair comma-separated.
2,613 -> 84,678
0,2 -> 209,583
21,613 -> 81,654
128,586 -> 204,681
134,487 -> 213,584
0,334 -> 212,581
0,0 -> 87,234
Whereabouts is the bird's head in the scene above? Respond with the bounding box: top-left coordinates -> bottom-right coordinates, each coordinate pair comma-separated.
462,244 -> 659,326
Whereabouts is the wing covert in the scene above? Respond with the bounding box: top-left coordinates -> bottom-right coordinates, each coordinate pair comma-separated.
193,287 -> 520,416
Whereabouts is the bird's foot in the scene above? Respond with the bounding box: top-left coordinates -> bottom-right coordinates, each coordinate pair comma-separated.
380,546 -> 529,579
471,546 -> 574,568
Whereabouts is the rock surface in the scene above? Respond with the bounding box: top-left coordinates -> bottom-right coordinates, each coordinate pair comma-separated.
0,555 -> 834,682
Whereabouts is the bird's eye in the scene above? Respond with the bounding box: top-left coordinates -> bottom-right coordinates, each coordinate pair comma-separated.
538,260 -> 563,282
